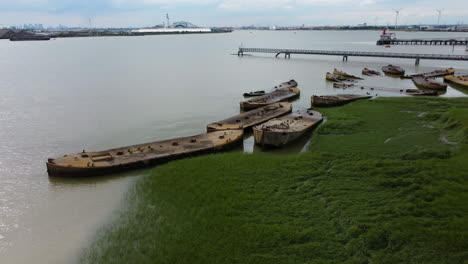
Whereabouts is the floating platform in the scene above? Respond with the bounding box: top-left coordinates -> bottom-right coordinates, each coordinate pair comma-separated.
207,102 -> 292,132
253,109 -> 323,147
46,130 -> 243,177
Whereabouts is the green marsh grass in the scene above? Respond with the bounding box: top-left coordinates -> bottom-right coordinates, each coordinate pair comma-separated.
82,97 -> 468,264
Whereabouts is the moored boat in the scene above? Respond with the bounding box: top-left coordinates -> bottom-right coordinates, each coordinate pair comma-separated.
362,68 -> 381,76
243,90 -> 265,97
253,109 -> 323,147
412,76 -> 447,90
46,130 -> 244,177
240,87 -> 300,110
402,68 -> 455,79
382,65 -> 405,76
311,94 -> 372,107
444,75 -> 468,88
207,102 -> 292,132
333,69 -> 364,80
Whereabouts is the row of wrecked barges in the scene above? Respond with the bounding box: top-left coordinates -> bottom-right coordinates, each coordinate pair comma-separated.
326,66 -> 468,94
47,65 -> 467,177
47,80 -> 325,177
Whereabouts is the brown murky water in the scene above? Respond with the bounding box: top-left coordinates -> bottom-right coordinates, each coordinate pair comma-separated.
0,30 -> 467,263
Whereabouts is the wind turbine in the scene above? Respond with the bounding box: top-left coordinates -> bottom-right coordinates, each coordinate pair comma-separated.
436,9 -> 444,25
393,8 -> 402,28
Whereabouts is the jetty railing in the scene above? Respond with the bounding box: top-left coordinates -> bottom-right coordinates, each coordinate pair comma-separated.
377,38 -> 468,46
237,47 -> 468,65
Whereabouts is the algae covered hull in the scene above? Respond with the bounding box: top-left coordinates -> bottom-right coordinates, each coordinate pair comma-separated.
253,109 -> 323,147
311,94 -> 372,107
47,130 -> 244,177
412,77 -> 448,91
402,68 -> 455,79
207,102 -> 292,132
444,75 -> 468,88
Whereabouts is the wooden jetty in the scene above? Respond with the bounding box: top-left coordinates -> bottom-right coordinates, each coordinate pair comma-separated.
207,102 -> 292,132
253,109 -> 323,147
47,130 -> 244,177
377,37 -> 468,46
237,47 -> 468,65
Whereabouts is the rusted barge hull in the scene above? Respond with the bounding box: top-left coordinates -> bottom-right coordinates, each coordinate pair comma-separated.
362,68 -> 381,76
207,102 -> 292,132
401,68 -> 455,79
382,65 -> 405,76
311,94 -> 372,107
47,130 -> 244,177
444,75 -> 468,88
253,109 -> 323,147
240,88 -> 300,110
333,69 -> 364,80
412,76 -> 448,90
333,83 -> 438,96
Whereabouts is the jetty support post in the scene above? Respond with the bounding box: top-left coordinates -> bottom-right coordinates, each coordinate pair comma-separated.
238,50 -> 243,56
275,52 -> 281,58
342,55 -> 348,62
415,58 -> 420,65
285,53 -> 291,59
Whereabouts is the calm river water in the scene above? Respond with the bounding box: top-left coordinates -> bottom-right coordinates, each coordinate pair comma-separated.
0,30 -> 467,263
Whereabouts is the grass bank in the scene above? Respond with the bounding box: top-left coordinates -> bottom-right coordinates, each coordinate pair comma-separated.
82,97 -> 468,264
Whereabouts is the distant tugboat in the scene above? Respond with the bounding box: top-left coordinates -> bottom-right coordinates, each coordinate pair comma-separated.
377,28 -> 396,45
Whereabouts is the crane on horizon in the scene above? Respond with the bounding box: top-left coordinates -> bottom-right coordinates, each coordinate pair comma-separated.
436,9 -> 444,25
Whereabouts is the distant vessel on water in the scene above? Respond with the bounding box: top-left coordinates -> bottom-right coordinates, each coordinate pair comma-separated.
9,34 -> 51,41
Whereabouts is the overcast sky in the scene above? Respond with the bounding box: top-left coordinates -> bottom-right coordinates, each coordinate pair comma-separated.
0,0 -> 467,28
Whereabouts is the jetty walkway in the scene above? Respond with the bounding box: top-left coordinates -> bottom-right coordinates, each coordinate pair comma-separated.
237,47 -> 468,65
377,37 -> 468,46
